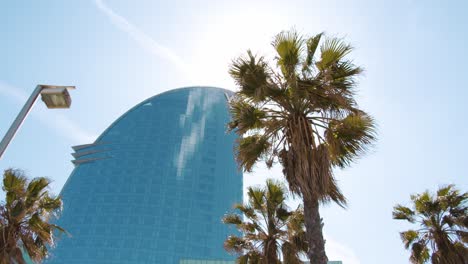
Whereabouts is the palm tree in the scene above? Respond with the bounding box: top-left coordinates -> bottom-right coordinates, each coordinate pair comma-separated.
227,30 -> 376,263
0,169 -> 66,264
393,185 -> 467,264
223,179 -> 308,264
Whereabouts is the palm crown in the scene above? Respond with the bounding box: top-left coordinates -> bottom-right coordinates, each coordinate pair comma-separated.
228,30 -> 376,263
223,179 -> 308,264
0,169 -> 66,264
228,30 -> 375,206
393,185 -> 467,263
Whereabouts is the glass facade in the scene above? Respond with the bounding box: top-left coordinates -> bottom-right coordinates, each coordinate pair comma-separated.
46,87 -> 243,264
180,260 -> 342,263
180,260 -> 234,264
179,259 -> 343,264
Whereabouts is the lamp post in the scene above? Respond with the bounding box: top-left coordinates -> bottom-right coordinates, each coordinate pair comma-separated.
0,84 -> 75,159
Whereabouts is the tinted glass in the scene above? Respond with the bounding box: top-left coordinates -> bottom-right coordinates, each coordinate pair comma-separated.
46,87 -> 243,264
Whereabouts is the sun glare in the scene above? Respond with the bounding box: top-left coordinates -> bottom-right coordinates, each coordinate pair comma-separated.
187,4 -> 289,88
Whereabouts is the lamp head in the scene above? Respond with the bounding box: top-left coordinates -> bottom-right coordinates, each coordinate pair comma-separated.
39,85 -> 75,109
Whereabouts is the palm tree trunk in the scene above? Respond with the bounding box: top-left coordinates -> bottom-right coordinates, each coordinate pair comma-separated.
303,195 -> 328,264
264,239 -> 279,264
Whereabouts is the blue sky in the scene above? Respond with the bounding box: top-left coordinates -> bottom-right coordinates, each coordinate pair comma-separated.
1,0 -> 467,263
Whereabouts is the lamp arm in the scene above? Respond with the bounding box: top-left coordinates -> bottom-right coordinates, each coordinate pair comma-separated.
0,85 -> 43,159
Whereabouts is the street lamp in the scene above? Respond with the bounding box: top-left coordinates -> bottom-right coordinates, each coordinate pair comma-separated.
0,84 -> 75,159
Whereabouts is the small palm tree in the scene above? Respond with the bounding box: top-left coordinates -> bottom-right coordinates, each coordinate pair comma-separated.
0,169 -> 66,264
228,29 -> 376,263
393,184 -> 467,263
223,179 -> 308,264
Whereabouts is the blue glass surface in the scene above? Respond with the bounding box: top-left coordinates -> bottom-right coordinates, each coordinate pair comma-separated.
46,87 -> 243,264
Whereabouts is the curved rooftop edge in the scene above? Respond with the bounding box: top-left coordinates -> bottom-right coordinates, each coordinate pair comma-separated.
94,86 -> 234,144
69,86 -> 235,167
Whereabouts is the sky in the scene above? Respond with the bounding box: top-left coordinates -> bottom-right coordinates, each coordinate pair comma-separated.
1,0 -> 468,263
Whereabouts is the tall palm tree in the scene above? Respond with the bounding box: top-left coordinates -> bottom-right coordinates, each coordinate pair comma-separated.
223,179 -> 308,264
227,30 -> 376,263
0,169 -> 66,264
393,185 -> 467,264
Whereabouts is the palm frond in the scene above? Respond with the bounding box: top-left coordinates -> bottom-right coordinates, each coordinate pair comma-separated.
236,135 -> 271,172
234,204 -> 258,221
410,241 -> 430,264
3,169 -> 27,205
247,187 -> 266,212
297,78 -> 359,117
400,230 -> 419,249
393,205 -> 416,222
412,191 -> 433,215
228,99 -> 267,134
229,50 -> 275,102
224,235 -> 250,254
302,32 -> 323,76
316,37 -> 353,71
223,214 -> 243,226
265,179 -> 287,207
272,29 -> 304,79
326,112 -> 376,168
281,241 -> 302,264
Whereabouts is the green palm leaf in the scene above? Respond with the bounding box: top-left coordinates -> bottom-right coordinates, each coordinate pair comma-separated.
302,32 -> 323,76
317,37 -> 353,70
0,169 -> 67,264
230,50 -> 275,103
394,185 -> 468,263
326,112 -> 376,168
236,135 -> 271,172
272,30 -> 303,79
